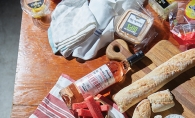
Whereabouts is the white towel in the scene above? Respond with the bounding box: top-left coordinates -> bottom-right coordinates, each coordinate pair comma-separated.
49,0 -> 97,57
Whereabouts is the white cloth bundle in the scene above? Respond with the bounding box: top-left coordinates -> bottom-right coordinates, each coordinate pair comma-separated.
48,0 -> 145,60
49,0 -> 97,57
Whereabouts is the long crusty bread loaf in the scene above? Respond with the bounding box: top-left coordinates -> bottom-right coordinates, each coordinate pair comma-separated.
132,99 -> 151,118
112,49 -> 195,113
148,89 -> 175,113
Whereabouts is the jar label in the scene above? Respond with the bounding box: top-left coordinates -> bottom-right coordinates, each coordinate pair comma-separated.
28,0 -> 44,9
74,64 -> 115,98
122,13 -> 146,37
185,0 -> 195,20
155,0 -> 170,9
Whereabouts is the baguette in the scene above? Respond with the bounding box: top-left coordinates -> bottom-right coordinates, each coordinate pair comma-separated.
132,99 -> 151,118
147,89 -> 175,113
112,49 -> 195,113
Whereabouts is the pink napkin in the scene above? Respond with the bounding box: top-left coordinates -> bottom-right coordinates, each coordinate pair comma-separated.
30,74 -> 126,118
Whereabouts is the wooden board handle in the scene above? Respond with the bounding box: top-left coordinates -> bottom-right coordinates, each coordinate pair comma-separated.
106,39 -> 132,61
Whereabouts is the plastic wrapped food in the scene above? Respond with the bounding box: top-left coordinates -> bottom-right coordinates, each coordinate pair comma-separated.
20,0 -> 50,18
169,0 -> 195,51
114,1 -> 157,51
149,0 -> 178,20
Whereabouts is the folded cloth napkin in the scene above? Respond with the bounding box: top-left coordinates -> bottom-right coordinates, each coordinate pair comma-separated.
49,0 -> 97,57
30,74 -> 126,118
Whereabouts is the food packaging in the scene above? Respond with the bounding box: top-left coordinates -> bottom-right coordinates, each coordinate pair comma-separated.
149,0 -> 178,20
114,2 -> 157,51
20,0 -> 50,18
169,0 -> 195,51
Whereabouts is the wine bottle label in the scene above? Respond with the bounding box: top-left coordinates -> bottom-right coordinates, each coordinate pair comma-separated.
122,13 -> 146,37
74,64 -> 115,98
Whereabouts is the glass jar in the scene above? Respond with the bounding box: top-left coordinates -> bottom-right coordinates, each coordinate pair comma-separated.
20,0 -> 50,19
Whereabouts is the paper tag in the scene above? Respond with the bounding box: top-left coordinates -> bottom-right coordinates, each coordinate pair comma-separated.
122,13 -> 146,37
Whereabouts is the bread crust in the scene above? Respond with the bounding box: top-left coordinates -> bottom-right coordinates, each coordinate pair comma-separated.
132,99 -> 151,118
112,49 -> 195,113
147,89 -> 175,113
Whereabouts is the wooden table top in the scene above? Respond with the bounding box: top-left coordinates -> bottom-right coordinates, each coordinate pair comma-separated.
11,1 -> 195,118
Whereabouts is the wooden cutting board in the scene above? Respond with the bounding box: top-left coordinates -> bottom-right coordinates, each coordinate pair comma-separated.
109,40 -> 195,118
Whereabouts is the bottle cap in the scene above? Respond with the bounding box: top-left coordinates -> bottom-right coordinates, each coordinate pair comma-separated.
127,50 -> 144,66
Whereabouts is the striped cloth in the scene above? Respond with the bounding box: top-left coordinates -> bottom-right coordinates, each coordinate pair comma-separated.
30,74 -> 75,118
30,74 -> 126,118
